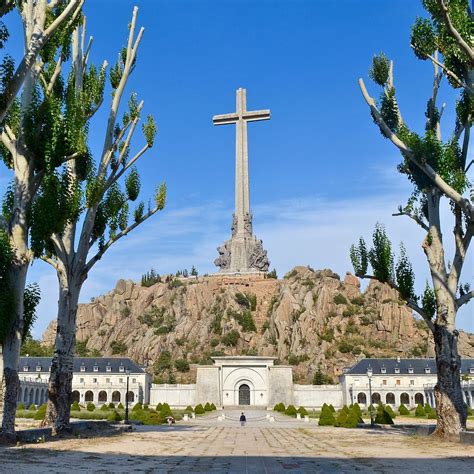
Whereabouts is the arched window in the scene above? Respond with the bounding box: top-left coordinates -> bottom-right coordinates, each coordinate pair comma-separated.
126,391 -> 135,403
400,393 -> 409,405
85,390 -> 94,402
98,391 -> 107,403
112,391 -> 121,402
385,393 -> 395,405
414,393 -> 424,405
72,390 -> 80,403
371,392 -> 381,404
357,392 -> 367,404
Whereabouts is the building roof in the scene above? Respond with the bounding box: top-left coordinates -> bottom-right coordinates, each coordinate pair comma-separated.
345,358 -> 474,375
19,357 -> 145,374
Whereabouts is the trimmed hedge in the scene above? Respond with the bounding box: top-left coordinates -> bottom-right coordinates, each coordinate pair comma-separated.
17,403 -> 25,411
204,402 -> 212,412
108,402 -> 115,409
374,404 -> 394,425
132,402 -> 143,412
34,404 -> 47,420
273,403 -> 285,412
71,401 -> 81,411
285,405 -> 297,417
398,404 -> 410,415
107,410 -> 123,422
100,404 -> 109,411
210,403 -> 216,410
185,405 -> 194,413
415,404 -> 425,417
87,402 -> 95,412
297,406 -> 308,416
28,404 -> 36,411
318,404 -> 335,426
194,404 -> 205,415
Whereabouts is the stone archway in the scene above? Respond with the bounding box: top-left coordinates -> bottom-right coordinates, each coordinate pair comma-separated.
357,392 -> 367,405
238,384 -> 250,405
72,390 -> 80,403
98,391 -> 107,403
415,393 -> 424,405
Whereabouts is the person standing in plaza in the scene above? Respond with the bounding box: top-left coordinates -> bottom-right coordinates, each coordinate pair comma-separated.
240,412 -> 246,427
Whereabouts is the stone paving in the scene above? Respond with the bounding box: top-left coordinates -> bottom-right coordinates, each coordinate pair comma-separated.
1,409 -> 472,473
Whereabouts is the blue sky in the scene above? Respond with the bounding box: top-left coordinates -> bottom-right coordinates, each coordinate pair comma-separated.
2,0 -> 473,336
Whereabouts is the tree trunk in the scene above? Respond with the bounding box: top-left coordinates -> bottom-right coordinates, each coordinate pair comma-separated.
43,279 -> 81,435
433,323 -> 467,440
0,266 -> 27,441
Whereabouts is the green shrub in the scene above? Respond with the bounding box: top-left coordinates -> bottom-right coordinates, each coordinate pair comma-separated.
344,408 -> 361,428
34,403 -> 47,420
156,402 -> 163,411
108,402 -> 115,409
333,293 -> 348,305
71,411 -> 109,420
285,405 -> 297,417
100,404 -> 109,411
415,403 -> 425,417
427,409 -> 437,419
398,404 -> 410,415
222,329 -> 240,346
210,403 -> 216,410
329,404 -> 336,412
71,401 -> 81,411
204,402 -> 212,412
194,404 -> 205,415
28,404 -> 37,411
17,403 -> 25,411
424,403 -> 431,413
273,402 -> 285,412
318,404 -> 335,426
118,402 -> 124,409
297,406 -> 308,416
16,410 -> 35,419
107,410 -> 123,422
350,403 -> 362,418
467,404 -> 473,416
234,292 -> 250,308
375,404 -> 394,425
160,403 -> 172,417
185,405 -> 194,413
132,402 -> 143,412
334,409 -> 348,427
385,405 -> 396,419
175,358 -> 190,372
87,402 -> 95,412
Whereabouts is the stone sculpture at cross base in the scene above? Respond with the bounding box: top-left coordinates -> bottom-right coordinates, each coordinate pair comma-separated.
213,88 -> 270,274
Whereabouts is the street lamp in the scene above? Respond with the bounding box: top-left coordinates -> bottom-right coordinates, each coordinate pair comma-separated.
125,369 -> 130,424
367,365 -> 374,427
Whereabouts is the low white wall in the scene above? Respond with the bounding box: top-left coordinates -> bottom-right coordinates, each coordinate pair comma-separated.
293,384 -> 343,409
150,383 -> 196,408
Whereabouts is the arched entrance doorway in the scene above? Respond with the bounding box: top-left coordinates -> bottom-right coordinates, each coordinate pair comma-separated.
239,384 -> 250,405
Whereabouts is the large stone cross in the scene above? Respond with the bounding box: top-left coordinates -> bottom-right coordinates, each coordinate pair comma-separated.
213,88 -> 270,237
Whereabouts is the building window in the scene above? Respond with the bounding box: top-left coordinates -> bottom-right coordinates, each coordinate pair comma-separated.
382,380 -> 387,385
23,366 -> 29,372
119,366 -> 124,373
106,378 -> 110,383
119,378 -> 123,383
408,368 -> 414,374
394,367 -> 400,374
80,365 -> 86,372
93,366 -> 99,372
396,380 -> 401,385
132,378 -> 136,383
381,368 -> 386,374
93,378 -> 97,383
410,380 -> 415,385
80,378 -> 84,383
424,367 -> 431,374
106,366 -> 111,372
35,365 -> 41,372
469,367 -> 474,374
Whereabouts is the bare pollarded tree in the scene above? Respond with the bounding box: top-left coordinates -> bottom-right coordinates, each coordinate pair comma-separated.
0,0 -> 83,123
351,0 -> 473,440
0,0 -> 84,441
30,7 -> 166,434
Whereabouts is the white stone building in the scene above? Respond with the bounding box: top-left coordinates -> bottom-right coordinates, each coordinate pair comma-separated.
339,357 -> 474,409
18,356 -> 474,410
19,357 -> 150,406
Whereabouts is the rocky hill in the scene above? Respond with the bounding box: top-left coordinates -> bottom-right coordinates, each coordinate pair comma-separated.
43,266 -> 474,383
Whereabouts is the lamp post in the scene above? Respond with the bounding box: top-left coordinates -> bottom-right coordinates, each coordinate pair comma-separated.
125,369 -> 130,424
367,366 -> 374,427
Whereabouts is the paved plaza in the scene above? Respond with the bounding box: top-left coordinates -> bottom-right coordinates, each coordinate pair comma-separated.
1,410 -> 472,473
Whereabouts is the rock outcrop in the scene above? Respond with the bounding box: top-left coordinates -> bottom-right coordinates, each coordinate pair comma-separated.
43,266 -> 474,382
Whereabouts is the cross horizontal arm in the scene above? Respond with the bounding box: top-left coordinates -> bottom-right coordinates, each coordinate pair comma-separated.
243,109 -> 271,121
213,113 -> 239,125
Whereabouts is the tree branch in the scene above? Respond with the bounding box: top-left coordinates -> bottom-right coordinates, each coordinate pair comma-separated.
83,204 -> 161,275
109,144 -> 149,188
359,78 -> 473,218
437,0 -> 474,66
392,210 -> 429,231
456,290 -> 474,309
0,0 -> 83,123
